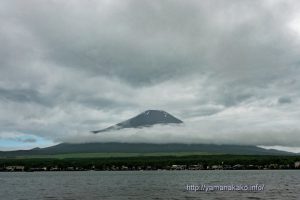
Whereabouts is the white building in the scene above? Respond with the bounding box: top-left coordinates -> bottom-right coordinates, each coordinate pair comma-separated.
295,161 -> 300,169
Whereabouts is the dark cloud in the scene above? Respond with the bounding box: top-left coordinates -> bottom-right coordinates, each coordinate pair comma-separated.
0,0 -> 300,150
278,96 -> 292,104
0,88 -> 48,105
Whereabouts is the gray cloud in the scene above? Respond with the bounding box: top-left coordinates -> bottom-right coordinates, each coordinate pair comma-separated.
17,138 -> 37,143
0,0 -> 300,150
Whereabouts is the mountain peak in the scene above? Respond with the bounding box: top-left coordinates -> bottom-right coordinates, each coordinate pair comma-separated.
143,110 -> 170,116
92,110 -> 183,133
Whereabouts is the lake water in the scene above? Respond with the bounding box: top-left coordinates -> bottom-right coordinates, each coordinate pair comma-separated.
0,170 -> 299,200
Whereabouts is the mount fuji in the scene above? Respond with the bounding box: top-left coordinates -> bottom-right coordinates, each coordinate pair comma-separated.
92,110 -> 183,133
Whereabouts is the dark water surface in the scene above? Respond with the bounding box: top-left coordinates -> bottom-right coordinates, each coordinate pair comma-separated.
0,170 -> 299,200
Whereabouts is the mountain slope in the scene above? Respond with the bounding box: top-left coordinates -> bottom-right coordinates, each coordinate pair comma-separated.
0,143 -> 294,157
92,110 -> 183,133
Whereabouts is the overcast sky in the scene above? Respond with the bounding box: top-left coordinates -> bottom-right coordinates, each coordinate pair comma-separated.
1,0 -> 300,152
